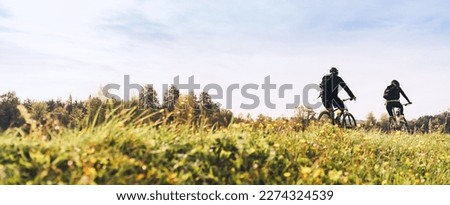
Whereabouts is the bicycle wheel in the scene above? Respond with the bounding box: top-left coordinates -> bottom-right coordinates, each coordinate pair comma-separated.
387,117 -> 396,132
342,113 -> 357,129
399,118 -> 409,133
318,111 -> 333,125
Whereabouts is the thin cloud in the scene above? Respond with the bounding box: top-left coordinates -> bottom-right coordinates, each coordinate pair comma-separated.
0,7 -> 10,18
0,26 -> 15,32
0,7 -> 14,32
100,11 -> 174,42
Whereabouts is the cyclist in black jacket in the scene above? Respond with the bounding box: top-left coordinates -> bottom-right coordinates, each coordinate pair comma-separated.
383,80 -> 412,118
320,67 -> 356,112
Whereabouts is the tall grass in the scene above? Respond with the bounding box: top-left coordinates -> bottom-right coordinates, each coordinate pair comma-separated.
1,108 -> 450,185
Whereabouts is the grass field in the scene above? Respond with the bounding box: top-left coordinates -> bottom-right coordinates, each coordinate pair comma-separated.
1,109 -> 449,185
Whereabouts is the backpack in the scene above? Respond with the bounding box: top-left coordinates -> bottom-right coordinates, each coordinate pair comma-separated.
383,86 -> 395,100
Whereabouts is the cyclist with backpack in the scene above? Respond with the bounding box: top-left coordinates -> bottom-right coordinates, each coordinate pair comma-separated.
383,80 -> 412,119
320,67 -> 356,113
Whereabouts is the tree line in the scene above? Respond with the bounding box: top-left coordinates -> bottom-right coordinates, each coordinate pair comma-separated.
363,111 -> 450,133
0,86 -> 233,136
0,88 -> 449,135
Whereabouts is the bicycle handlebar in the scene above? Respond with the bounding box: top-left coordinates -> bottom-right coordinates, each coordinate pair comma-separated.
404,102 -> 412,106
342,98 -> 354,102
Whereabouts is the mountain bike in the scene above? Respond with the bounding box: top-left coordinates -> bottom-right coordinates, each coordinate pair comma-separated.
388,102 -> 412,133
318,98 -> 357,129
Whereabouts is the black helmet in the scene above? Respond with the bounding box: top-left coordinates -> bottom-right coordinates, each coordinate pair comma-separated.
330,67 -> 339,74
391,80 -> 400,87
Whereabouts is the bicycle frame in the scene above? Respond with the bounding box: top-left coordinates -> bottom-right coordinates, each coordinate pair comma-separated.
318,98 -> 357,128
328,98 -> 351,117
389,102 -> 411,119
388,102 -> 412,132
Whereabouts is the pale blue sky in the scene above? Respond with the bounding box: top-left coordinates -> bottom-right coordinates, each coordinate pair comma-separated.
1,0 -> 449,120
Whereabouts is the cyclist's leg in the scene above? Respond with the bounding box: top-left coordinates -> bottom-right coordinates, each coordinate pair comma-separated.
386,102 -> 396,130
319,97 -> 334,123
386,102 -> 394,117
395,102 -> 404,116
332,97 -> 345,111
322,96 -> 333,110
332,97 -> 345,123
